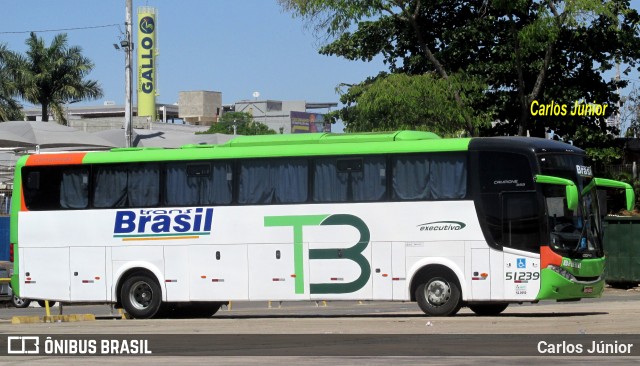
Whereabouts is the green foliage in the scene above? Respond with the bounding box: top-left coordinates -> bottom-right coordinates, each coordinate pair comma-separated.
281,0 -> 640,142
573,125 -> 623,166
0,44 -> 23,121
198,112 -> 276,135
6,32 -> 102,124
334,72 -> 492,135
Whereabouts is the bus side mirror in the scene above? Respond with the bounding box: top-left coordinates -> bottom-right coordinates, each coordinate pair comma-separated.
534,174 -> 578,211
583,178 -> 636,211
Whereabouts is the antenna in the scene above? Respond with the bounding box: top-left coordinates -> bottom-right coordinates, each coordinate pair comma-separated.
252,91 -> 260,100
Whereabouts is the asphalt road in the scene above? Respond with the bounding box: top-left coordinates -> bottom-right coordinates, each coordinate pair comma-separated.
0,287 -> 638,364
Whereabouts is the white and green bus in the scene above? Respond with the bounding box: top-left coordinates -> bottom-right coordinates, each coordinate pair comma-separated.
9,131 -> 634,318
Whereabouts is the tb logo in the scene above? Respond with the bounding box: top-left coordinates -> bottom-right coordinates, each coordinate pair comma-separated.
264,214 -> 371,295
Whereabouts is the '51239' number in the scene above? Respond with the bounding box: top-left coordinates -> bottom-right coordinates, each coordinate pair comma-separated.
505,272 -> 539,281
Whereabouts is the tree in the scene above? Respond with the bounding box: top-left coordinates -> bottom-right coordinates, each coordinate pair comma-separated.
281,0 -> 640,140
333,72 -> 492,136
198,112 -> 276,135
6,32 -> 102,124
0,44 -> 22,121
621,84 -> 640,138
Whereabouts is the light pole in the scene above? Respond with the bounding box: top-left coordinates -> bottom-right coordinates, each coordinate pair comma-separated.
124,0 -> 133,147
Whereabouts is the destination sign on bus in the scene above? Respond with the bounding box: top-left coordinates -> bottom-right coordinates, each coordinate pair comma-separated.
576,165 -> 593,177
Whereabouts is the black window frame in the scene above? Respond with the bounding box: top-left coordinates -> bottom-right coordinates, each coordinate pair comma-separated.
21,151 -> 473,211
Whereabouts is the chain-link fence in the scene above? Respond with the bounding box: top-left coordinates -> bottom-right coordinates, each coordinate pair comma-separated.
598,163 -> 636,180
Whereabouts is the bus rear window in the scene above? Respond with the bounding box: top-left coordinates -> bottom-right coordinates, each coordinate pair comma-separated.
23,166 -> 89,210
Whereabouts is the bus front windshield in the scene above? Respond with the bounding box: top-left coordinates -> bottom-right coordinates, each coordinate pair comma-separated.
539,154 -> 603,259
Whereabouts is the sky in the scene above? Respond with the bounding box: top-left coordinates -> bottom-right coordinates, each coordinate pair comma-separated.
1,0 -> 385,109
2,0 -> 640,132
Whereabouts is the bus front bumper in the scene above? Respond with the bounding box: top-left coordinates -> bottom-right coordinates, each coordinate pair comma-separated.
536,268 -> 605,300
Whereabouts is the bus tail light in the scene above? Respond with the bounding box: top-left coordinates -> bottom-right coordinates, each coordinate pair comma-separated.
9,243 -> 13,263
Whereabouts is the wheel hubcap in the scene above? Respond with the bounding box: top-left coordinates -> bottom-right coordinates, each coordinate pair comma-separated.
129,281 -> 153,310
425,279 -> 451,306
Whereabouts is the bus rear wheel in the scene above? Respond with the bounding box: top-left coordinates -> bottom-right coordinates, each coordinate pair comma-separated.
415,273 -> 461,316
12,295 -> 31,308
120,274 -> 162,319
468,303 -> 509,316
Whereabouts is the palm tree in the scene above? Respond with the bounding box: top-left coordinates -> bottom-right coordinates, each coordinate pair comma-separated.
9,32 -> 103,124
0,44 -> 22,122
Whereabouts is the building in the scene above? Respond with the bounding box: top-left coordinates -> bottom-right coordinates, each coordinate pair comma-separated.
22,103 -> 180,133
21,93 -> 338,134
231,100 -> 337,134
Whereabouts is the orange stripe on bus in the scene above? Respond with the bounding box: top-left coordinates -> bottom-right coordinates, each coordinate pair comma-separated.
540,246 -> 562,269
25,153 -> 86,166
20,187 -> 28,212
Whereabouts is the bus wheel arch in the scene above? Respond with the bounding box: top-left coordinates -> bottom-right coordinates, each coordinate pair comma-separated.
410,264 -> 463,317
116,268 -> 163,319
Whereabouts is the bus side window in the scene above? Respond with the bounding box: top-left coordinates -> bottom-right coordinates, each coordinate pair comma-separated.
165,161 -> 232,206
93,166 -> 128,208
127,163 -> 160,207
23,167 -> 63,210
238,159 -> 308,204
93,163 -> 160,208
313,156 -> 386,202
60,167 -> 89,209
392,153 -> 467,200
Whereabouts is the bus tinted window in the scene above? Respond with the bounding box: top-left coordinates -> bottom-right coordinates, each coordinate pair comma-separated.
392,153 -> 467,200
23,166 -> 89,210
313,156 -> 386,202
60,167 -> 89,209
477,151 -> 538,249
502,192 -> 540,252
479,152 -> 533,192
165,161 -> 232,206
93,163 -> 160,208
239,159 -> 308,204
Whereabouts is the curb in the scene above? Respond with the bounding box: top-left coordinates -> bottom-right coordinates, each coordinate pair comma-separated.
11,314 -> 96,324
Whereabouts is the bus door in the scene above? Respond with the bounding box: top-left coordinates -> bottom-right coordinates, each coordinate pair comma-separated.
500,192 -> 541,301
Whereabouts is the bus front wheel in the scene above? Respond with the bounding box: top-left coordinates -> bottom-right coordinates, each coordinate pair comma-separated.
120,274 -> 162,319
415,274 -> 462,316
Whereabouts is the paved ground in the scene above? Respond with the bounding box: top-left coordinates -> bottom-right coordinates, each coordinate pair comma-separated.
0,287 -> 638,364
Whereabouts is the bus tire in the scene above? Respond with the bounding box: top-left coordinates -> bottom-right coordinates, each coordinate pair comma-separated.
37,300 -> 57,308
12,295 -> 31,308
415,273 -> 462,317
468,303 -> 509,316
120,273 -> 162,319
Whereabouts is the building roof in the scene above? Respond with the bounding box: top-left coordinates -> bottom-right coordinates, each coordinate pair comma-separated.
22,103 -> 180,119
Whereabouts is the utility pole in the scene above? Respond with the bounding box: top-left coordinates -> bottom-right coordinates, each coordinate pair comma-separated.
124,0 -> 133,147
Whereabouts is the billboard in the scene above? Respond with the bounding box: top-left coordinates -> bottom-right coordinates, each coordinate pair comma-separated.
290,112 -> 331,133
137,7 -> 157,120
